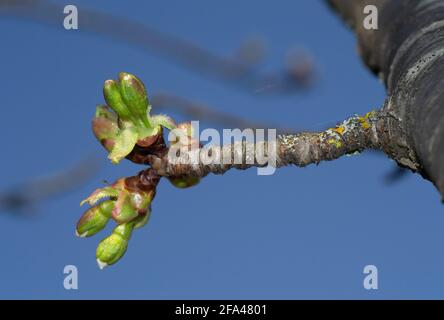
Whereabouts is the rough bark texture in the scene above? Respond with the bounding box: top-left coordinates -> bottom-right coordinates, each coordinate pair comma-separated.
129,112 -> 389,178
328,0 -> 444,199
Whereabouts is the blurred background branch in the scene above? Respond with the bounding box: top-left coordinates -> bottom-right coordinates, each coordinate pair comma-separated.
0,155 -> 100,215
0,0 -> 315,94
151,92 -> 299,134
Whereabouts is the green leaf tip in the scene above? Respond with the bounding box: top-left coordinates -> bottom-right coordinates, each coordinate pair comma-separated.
108,127 -> 139,164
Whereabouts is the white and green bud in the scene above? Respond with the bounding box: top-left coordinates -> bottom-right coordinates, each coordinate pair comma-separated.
76,200 -> 114,238
96,222 -> 134,269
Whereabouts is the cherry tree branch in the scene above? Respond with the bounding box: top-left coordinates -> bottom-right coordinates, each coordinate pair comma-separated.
326,0 -> 444,199
131,111 -> 388,178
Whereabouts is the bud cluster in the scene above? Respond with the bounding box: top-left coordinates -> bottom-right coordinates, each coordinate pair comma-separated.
79,73 -> 201,268
93,72 -> 176,164
77,173 -> 157,268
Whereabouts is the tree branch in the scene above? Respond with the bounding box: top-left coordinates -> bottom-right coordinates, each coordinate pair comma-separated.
132,111 -> 388,178
327,0 -> 444,199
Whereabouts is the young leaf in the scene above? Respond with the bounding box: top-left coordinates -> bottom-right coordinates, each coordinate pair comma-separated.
108,127 -> 139,164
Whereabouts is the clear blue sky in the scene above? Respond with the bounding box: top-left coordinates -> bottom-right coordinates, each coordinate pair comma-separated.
1,0 -> 444,299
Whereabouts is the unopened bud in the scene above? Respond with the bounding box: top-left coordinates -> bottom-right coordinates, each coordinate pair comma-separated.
103,80 -> 132,122
76,200 -> 114,237
118,72 -> 150,127
96,222 -> 134,269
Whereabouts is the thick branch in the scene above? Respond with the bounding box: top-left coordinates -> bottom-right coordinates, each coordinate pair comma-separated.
328,0 -> 444,199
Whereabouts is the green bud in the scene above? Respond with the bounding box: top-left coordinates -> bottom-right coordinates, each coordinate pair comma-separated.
103,80 -> 133,122
118,72 -> 150,128
169,176 -> 200,189
96,222 -> 134,269
76,200 -> 114,238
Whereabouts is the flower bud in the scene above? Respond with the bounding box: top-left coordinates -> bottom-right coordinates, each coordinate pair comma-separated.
76,200 -> 114,238
168,176 -> 200,189
118,72 -> 150,127
96,222 -> 134,269
103,80 -> 133,122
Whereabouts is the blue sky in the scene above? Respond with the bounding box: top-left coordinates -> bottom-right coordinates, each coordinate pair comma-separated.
1,0 -> 443,299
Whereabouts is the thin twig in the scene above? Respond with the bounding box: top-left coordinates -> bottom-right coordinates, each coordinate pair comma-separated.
0,155 -> 101,213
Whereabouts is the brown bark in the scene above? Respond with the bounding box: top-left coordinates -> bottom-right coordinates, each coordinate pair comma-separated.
131,112 -> 389,178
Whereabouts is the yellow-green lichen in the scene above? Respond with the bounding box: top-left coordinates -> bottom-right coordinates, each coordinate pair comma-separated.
332,126 -> 345,135
358,110 -> 377,130
327,138 -> 342,148
320,128 -> 343,149
358,117 -> 371,130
